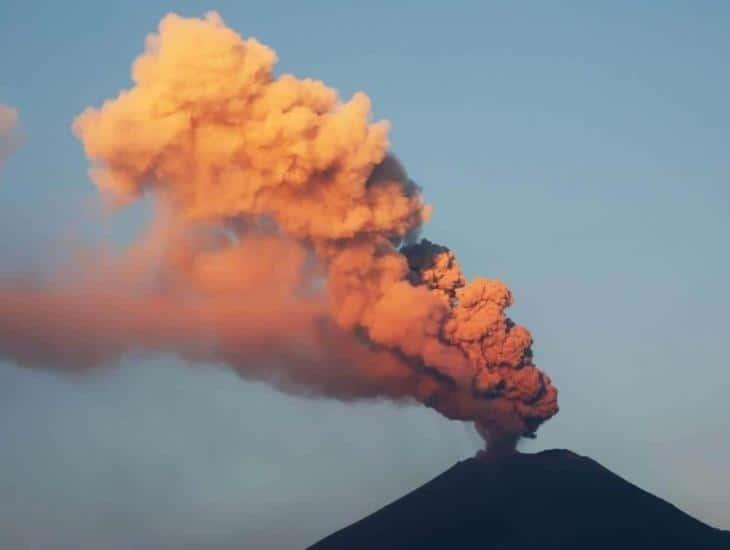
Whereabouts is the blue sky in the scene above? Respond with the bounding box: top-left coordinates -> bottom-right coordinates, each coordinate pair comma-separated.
1,2 -> 729,548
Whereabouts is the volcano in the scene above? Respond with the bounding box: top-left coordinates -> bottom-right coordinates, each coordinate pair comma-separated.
308,449 -> 728,549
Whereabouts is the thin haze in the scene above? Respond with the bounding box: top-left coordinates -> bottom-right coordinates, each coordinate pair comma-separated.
0,104 -> 18,170
0,2 -> 728,548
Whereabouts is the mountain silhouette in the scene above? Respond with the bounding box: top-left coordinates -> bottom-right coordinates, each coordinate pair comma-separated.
308,449 -> 729,549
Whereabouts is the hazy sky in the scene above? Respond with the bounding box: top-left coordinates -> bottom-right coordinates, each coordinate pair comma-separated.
1,1 -> 729,548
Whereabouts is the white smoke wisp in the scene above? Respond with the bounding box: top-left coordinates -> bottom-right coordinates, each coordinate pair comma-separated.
0,103 -> 19,170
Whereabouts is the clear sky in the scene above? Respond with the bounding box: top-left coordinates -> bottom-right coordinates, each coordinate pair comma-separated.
1,1 -> 729,548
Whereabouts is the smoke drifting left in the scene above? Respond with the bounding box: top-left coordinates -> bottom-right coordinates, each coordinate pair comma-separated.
0,12 -> 557,453
0,103 -> 19,170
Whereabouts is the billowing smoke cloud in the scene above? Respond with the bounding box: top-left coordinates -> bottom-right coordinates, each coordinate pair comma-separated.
0,103 -> 19,169
0,12 -> 557,451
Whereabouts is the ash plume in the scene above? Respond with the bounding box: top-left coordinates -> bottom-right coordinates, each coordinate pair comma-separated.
0,12 -> 557,451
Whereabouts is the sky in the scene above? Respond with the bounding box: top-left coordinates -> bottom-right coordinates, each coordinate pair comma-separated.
1,1 -> 729,548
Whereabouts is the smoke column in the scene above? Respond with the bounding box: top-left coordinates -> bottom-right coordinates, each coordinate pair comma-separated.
0,103 -> 19,170
0,12 -> 557,452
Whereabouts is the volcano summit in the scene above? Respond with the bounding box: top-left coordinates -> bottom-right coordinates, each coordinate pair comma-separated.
309,449 -> 729,549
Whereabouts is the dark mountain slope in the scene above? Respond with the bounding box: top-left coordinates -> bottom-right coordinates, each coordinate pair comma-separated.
308,449 -> 729,549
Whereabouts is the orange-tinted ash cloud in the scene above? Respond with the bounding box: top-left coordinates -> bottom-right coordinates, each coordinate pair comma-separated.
0,12 -> 557,451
